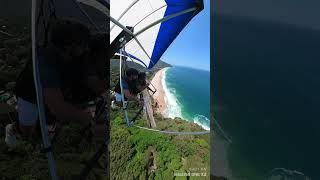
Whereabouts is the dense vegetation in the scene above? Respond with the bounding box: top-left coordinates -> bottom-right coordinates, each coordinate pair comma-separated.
110,106 -> 210,179
110,68 -> 210,179
0,123 -> 107,180
0,18 -> 31,90
0,18 -> 107,180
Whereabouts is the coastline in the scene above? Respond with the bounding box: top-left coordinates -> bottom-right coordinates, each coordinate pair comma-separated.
150,67 -> 210,130
150,68 -> 168,115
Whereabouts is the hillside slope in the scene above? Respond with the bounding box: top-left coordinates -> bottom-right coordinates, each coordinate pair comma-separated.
110,106 -> 210,179
110,65 -> 210,179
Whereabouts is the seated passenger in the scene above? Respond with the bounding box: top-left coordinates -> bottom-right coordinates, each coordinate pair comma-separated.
12,19 -> 102,143
130,72 -> 149,95
114,68 -> 142,104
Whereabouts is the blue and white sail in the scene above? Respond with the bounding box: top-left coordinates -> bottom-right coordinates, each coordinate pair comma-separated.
110,0 -> 204,69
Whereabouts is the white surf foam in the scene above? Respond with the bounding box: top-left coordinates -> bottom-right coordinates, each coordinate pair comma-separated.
193,114 -> 210,130
161,67 -> 183,119
161,67 -> 211,131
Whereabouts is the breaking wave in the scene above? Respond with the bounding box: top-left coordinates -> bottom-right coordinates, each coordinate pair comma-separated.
193,114 -> 210,130
162,67 -> 182,119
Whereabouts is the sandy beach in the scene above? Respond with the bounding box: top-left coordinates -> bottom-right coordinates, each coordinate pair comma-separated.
150,68 -> 167,114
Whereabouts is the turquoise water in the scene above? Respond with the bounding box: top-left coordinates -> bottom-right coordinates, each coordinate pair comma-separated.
162,66 -> 210,130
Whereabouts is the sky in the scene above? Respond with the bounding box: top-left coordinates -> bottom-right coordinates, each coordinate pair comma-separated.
161,0 -> 210,71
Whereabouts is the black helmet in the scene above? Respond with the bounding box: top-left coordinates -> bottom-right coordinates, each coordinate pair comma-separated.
126,68 -> 139,77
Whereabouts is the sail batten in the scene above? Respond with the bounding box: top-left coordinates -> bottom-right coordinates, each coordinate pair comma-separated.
110,0 -> 203,69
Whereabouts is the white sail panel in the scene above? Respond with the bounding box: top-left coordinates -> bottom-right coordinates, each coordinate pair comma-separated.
111,0 -> 203,69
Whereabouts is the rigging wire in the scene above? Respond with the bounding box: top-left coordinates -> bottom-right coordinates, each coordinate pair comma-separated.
212,116 -> 232,143
118,45 -> 211,135
32,1 -> 59,179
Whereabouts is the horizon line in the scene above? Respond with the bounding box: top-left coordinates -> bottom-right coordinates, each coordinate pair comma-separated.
167,64 -> 210,72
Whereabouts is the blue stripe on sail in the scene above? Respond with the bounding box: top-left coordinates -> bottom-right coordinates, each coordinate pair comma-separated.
120,50 -> 148,68
149,0 -> 200,69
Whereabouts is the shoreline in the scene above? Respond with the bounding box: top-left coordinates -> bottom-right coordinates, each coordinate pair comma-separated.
150,68 -> 168,115
150,67 -> 210,130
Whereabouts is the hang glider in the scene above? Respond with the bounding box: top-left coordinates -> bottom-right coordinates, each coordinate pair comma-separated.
110,0 -> 204,69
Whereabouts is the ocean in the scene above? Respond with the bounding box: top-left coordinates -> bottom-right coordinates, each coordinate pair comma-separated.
213,15 -> 320,179
161,66 -> 210,130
